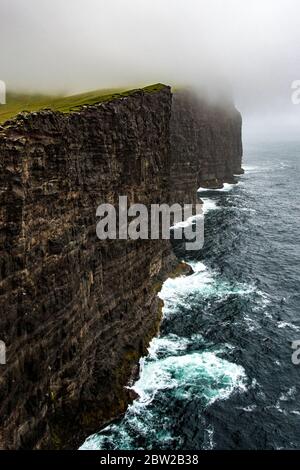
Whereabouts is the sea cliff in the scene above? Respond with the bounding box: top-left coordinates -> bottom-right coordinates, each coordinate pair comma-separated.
0,84 -> 242,448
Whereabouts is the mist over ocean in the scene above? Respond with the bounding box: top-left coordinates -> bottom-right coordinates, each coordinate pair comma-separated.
81,141 -> 300,450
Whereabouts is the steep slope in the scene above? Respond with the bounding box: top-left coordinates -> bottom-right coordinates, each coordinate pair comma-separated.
0,85 -> 242,449
170,90 -> 243,204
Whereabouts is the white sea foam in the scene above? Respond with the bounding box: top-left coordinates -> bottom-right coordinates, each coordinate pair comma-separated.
270,387 -> 298,418
242,164 -> 261,173
146,334 -> 191,359
237,207 -> 256,213
159,262 -> 255,316
133,329 -> 247,412
81,211 -> 252,450
80,286 -> 248,451
273,404 -> 287,415
170,192 -> 222,230
80,346 -> 247,450
203,425 -> 215,450
202,198 -> 218,214
279,386 -> 297,402
197,182 -> 239,193
197,186 -> 215,192
243,314 -> 260,332
171,213 -> 203,229
236,404 -> 257,412
129,349 -> 247,422
277,321 -> 300,331
222,182 -> 239,191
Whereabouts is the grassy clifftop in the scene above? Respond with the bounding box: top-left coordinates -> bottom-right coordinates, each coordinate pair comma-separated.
0,83 -> 167,124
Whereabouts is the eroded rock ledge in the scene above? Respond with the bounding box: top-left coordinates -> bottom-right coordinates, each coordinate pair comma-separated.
0,85 -> 242,449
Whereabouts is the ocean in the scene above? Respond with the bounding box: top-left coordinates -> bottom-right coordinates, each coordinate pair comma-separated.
80,141 -> 300,450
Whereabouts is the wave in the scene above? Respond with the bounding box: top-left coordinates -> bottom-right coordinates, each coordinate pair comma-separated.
202,198 -> 218,214
80,341 -> 247,450
80,259 -> 250,450
159,261 -> 256,316
198,182 -> 239,193
80,149 -> 300,450
134,350 -> 247,404
242,164 -> 261,173
171,213 -> 203,229
277,321 -> 300,331
170,195 -> 218,229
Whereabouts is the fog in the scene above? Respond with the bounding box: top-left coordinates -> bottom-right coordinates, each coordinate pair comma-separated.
1,0 -> 300,140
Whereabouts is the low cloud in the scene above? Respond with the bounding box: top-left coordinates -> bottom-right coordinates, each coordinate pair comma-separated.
1,0 -> 300,138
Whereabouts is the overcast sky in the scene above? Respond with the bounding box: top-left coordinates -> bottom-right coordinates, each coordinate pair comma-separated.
1,0 -> 300,140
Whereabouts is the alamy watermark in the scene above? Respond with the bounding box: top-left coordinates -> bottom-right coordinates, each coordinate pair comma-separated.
0,80 -> 6,105
291,340 -> 300,365
96,196 -> 204,251
0,341 -> 6,365
291,80 -> 300,104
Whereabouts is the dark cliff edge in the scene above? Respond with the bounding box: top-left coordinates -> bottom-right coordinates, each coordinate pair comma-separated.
170,90 -> 243,205
0,85 -> 242,449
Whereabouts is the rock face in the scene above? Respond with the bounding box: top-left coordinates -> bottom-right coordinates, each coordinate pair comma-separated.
0,85 -> 242,449
170,90 -> 243,204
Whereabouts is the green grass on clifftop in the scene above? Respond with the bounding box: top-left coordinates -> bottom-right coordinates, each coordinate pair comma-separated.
0,83 -> 167,125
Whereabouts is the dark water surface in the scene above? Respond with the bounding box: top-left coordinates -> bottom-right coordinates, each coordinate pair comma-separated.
81,142 -> 300,450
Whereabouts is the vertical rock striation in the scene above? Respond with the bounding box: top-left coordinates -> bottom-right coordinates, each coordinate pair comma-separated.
170,90 -> 243,204
0,86 -> 177,449
0,84 -> 242,449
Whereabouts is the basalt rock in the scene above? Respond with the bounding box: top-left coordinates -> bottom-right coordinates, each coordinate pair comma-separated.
0,85 -> 242,449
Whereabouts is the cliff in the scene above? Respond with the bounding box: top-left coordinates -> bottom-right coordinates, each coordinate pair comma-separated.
0,84 -> 242,449
170,90 -> 243,204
